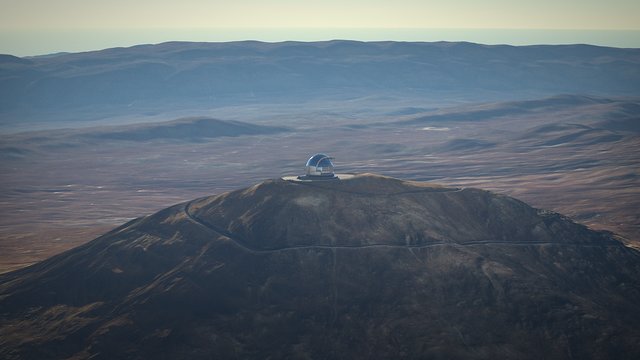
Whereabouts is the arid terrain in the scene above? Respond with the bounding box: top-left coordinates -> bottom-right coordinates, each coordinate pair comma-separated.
2,174 -> 639,359
1,95 -> 639,273
0,41 -> 639,273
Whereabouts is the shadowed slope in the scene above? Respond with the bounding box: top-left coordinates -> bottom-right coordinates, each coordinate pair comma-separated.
0,174 -> 639,359
188,174 -> 617,250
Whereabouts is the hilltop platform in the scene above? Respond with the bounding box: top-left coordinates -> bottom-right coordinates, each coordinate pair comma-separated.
281,173 -> 355,182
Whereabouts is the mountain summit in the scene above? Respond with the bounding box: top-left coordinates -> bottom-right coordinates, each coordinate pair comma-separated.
1,174 -> 639,359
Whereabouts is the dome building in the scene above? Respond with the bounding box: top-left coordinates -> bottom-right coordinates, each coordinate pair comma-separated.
293,153 -> 339,180
305,153 -> 335,177
283,153 -> 350,182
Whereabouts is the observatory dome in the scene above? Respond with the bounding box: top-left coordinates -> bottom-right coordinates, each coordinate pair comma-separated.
305,153 -> 335,177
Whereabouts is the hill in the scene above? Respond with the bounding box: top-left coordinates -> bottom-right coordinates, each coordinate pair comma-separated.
0,95 -> 638,276
1,174 -> 639,359
2,40 -> 640,125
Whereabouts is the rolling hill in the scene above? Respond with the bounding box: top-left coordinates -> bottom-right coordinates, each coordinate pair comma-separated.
2,41 -> 639,125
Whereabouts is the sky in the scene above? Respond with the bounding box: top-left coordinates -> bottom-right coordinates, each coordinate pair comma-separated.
1,0 -> 639,55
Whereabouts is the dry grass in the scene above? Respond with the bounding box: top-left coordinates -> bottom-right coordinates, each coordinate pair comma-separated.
1,96 -> 638,272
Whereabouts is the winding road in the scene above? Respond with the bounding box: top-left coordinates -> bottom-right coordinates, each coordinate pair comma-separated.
183,201 -> 621,254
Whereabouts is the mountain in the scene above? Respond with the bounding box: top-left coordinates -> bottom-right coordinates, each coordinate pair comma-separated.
395,95 -> 620,126
2,40 -> 640,124
1,174 -> 639,359
81,116 -> 289,142
0,116 -> 288,152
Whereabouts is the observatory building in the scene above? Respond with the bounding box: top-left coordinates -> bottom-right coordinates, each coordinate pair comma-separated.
304,153 -> 335,178
282,153 -> 352,182
297,153 -> 338,180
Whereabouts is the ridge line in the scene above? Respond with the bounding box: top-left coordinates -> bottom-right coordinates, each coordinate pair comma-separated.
183,201 -> 619,254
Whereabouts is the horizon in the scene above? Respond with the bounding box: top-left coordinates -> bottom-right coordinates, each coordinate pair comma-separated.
2,28 -> 640,57
3,0 -> 640,56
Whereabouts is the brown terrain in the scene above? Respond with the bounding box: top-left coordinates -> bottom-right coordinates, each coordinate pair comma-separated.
1,95 -> 638,273
1,40 -> 639,359
2,40 -> 639,274
1,174 -> 639,359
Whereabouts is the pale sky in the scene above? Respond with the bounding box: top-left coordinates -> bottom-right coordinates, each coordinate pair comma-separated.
1,0 -> 639,55
2,0 -> 639,30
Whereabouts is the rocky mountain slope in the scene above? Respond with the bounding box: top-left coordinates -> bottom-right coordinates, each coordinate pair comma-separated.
1,174 -> 639,359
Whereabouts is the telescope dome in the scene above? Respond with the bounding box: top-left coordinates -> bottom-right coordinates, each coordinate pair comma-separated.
305,153 -> 335,177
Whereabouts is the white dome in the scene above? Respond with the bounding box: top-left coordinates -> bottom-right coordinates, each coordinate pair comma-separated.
305,153 -> 335,177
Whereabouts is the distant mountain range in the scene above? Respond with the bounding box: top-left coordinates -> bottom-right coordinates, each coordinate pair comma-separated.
1,40 -> 639,125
